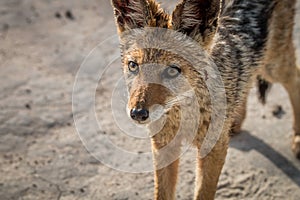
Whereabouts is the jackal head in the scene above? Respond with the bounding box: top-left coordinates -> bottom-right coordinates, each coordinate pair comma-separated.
111,0 -> 222,127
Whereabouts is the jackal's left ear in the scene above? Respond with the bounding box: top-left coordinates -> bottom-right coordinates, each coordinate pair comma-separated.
172,0 -> 221,45
111,0 -> 168,33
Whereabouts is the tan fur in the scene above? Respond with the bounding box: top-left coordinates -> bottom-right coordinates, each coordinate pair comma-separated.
259,0 -> 300,158
110,0 -> 300,199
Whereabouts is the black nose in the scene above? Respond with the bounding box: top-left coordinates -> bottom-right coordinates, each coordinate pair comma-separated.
130,108 -> 149,121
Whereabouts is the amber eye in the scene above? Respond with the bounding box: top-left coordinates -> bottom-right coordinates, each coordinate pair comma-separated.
128,61 -> 139,74
162,65 -> 181,79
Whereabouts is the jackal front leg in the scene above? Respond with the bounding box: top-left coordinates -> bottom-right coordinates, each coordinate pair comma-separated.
152,139 -> 181,200
194,135 -> 228,200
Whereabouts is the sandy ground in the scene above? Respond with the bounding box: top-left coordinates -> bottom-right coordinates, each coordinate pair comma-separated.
0,0 -> 300,199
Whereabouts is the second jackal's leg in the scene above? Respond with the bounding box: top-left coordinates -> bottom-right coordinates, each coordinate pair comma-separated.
282,70 -> 300,159
194,136 -> 228,200
271,40 -> 300,158
263,0 -> 299,158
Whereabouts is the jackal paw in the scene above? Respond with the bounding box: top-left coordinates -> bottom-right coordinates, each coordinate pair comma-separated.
292,135 -> 300,159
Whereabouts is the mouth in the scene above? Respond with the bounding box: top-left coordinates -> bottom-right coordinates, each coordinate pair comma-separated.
135,118 -> 151,125
149,104 -> 165,122
147,106 -> 167,136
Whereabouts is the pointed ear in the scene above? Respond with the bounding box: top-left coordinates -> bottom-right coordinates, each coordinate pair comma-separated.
111,0 -> 169,33
172,0 -> 221,45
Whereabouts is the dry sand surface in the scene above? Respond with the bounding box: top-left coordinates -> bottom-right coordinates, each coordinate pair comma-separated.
0,0 -> 300,199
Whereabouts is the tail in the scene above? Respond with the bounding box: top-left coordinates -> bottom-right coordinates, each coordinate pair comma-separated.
257,76 -> 271,104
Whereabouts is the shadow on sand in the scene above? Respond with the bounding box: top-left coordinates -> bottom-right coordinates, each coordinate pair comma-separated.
230,131 -> 300,187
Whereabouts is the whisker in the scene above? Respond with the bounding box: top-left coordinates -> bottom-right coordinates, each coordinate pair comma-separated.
164,90 -> 195,108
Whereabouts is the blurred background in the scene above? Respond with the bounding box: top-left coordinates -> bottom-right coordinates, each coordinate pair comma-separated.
0,0 -> 299,199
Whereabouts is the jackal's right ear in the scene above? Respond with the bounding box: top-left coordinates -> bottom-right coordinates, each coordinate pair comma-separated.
171,0 -> 221,45
111,0 -> 154,33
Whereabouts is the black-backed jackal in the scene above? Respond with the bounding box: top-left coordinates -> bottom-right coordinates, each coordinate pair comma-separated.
111,0 -> 300,199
